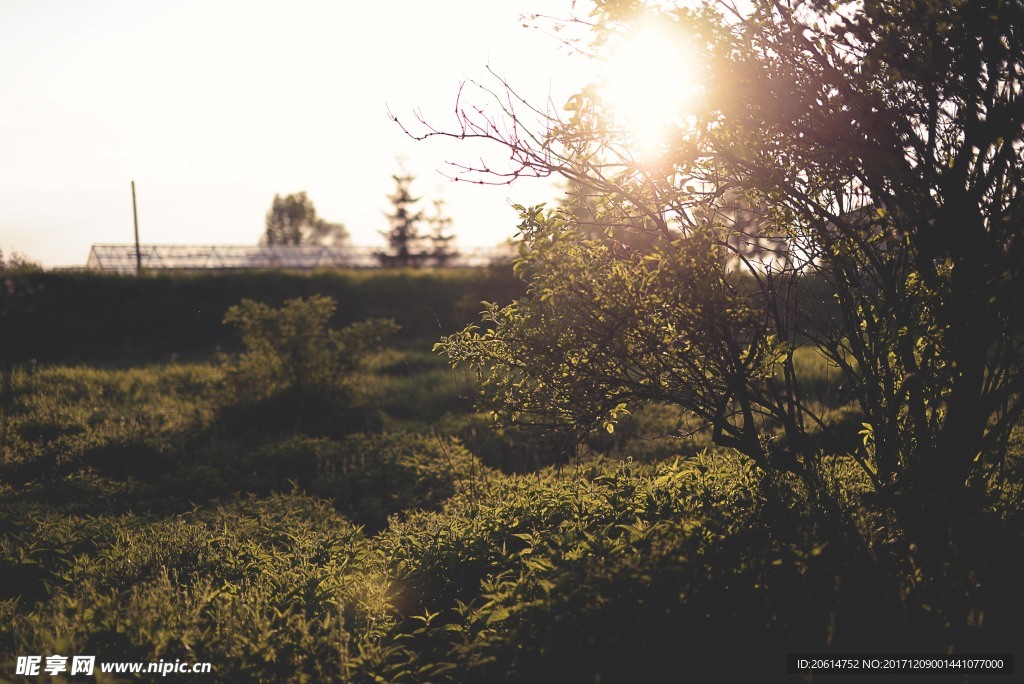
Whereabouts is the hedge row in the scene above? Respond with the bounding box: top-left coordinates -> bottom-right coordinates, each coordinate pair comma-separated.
4,267 -> 523,362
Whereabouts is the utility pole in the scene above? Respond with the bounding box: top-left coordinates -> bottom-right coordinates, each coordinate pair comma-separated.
131,180 -> 142,276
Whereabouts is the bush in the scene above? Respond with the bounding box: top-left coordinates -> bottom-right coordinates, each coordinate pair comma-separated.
223,295 -> 397,398
371,452 -> 1023,682
219,296 -> 396,436
6,267 -> 524,363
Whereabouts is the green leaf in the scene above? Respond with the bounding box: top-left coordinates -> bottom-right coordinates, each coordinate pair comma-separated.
486,608 -> 511,625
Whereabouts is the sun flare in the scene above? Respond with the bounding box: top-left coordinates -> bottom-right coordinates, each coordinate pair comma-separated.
596,20 -> 704,158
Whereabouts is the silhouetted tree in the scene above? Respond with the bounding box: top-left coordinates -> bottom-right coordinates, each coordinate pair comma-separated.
378,171 -> 426,267
416,0 -> 1024,522
427,199 -> 458,267
262,192 -> 348,246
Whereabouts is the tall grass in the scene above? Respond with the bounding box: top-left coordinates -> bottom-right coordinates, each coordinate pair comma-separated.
0,338 -> 1020,681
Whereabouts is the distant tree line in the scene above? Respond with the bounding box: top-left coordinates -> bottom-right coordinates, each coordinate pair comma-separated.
377,169 -> 458,268
262,192 -> 348,247
261,168 -> 458,268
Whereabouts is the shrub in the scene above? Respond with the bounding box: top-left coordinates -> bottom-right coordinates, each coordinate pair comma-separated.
5,267 -> 524,364
373,452 -> 1024,682
223,295 -> 397,399
220,296 -> 397,435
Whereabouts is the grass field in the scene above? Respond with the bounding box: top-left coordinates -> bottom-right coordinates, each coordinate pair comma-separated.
1,292 -> 1021,682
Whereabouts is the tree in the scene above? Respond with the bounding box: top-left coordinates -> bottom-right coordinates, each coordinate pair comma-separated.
426,199 -> 459,267
0,249 -> 42,276
416,0 -> 1024,519
378,170 -> 427,267
262,192 -> 348,246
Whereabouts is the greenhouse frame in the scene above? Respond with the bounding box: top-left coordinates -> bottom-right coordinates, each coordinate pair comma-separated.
85,244 -> 513,273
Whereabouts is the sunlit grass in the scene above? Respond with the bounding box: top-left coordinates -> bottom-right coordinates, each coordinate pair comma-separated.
0,345 -> 1020,680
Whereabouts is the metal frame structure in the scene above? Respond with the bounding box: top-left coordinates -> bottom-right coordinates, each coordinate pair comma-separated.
86,244 -> 514,273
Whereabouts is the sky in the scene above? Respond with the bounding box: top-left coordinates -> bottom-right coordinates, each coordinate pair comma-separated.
0,0 -> 594,267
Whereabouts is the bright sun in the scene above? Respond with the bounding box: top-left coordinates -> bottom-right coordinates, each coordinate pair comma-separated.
596,20 -> 703,159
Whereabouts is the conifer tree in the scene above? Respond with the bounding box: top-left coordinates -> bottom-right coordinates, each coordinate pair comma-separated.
378,171 -> 425,267
427,199 -> 458,267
